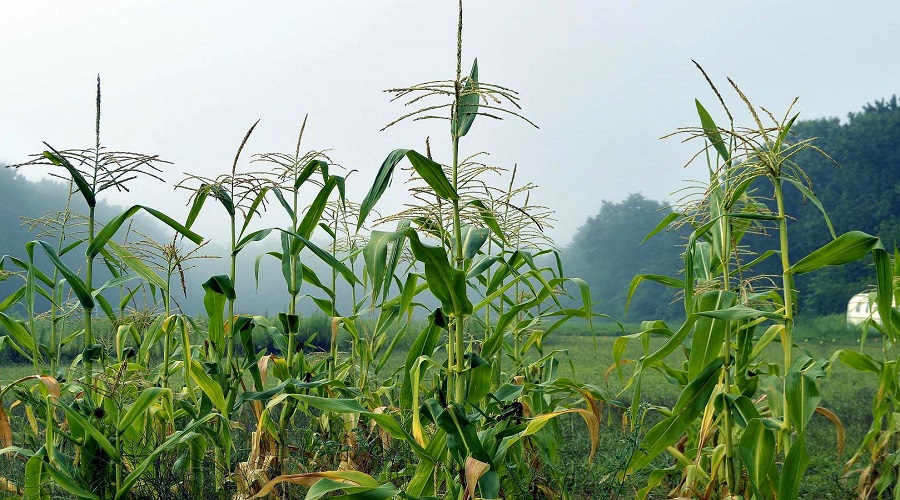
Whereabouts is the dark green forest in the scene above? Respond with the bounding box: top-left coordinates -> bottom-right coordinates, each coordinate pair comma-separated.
564,96 -> 900,320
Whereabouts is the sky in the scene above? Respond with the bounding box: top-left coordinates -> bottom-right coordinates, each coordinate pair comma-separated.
2,1 -> 899,248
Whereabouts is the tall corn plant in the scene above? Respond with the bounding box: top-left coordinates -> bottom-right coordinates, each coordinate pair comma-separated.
1,78 -> 205,499
13,78 -> 203,396
343,2 -> 600,498
622,67 -> 893,498
245,117 -> 363,480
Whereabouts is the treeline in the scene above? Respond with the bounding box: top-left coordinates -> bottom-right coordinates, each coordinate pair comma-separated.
564,96 -> 900,319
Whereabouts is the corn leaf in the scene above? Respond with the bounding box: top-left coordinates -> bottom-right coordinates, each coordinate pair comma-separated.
738,418 -> 776,499
627,357 -> 724,472
454,59 -> 479,137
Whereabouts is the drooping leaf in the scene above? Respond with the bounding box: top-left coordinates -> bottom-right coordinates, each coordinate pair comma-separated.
30,241 -> 93,309
88,205 -> 203,259
42,145 -> 96,207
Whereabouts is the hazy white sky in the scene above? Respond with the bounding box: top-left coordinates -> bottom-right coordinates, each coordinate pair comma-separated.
3,1 -> 898,247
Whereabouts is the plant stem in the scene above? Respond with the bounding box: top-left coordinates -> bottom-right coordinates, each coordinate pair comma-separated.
774,178 -> 795,451
162,260 -> 173,389
719,203 -> 737,494
450,134 -> 466,404
84,206 -> 96,396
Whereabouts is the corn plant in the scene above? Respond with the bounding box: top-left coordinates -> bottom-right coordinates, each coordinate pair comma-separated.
831,250 -> 900,497
0,78 -> 206,499
321,2 -> 602,497
622,67 -> 894,498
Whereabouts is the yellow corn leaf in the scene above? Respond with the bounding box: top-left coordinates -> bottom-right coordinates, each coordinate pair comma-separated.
464,457 -> 490,500
251,470 -> 379,498
523,408 -> 599,461
0,404 -> 11,447
815,406 -> 845,455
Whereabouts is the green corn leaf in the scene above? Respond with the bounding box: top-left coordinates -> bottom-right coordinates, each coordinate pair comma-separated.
295,159 -> 327,190
407,231 -> 472,317
358,149 -> 458,230
203,274 -> 237,301
777,433 -> 810,500
375,322 -> 409,375
1,254 -> 55,288
280,229 -> 360,285
117,387 -> 173,433
297,177 -> 337,239
873,248 -> 894,339
467,255 -> 499,280
358,149 -> 407,230
24,451 -> 46,500
775,113 -> 800,151
720,394 -> 762,428
207,183 -> 235,217
435,403 -> 493,464
58,403 -> 121,463
688,291 -> 738,380
105,240 -> 167,291
399,273 -> 419,318
832,349 -> 881,373
785,354 -> 825,433
401,314 -> 443,409
270,187 -> 295,221
0,313 -> 36,354
44,460 -> 100,499
202,276 -> 231,347
93,274 -> 143,295
234,228 -> 274,256
739,418 -> 776,499
116,413 -> 224,499
406,150 -> 458,201
468,199 -> 507,245
696,304 -> 782,322
31,241 -> 93,309
626,274 -> 683,313
791,231 -> 882,274
695,100 -> 730,163
641,212 -> 681,244
465,352 -> 492,405
88,205 -> 203,258
189,360 -> 228,418
184,188 -> 208,229
306,478 -> 400,500
300,263 -> 336,299
461,225 -> 489,260
266,393 -> 366,414
781,177 -> 836,239
454,58 -> 479,137
42,144 -> 96,208
0,285 -> 26,312
641,315 -> 699,368
59,238 -> 86,257
239,186 -> 270,236
627,357 -> 724,472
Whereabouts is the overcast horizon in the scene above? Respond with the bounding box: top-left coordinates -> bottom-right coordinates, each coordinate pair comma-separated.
3,1 -> 899,247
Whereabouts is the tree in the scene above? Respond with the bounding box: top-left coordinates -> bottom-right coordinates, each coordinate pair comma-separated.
564,193 -> 685,320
